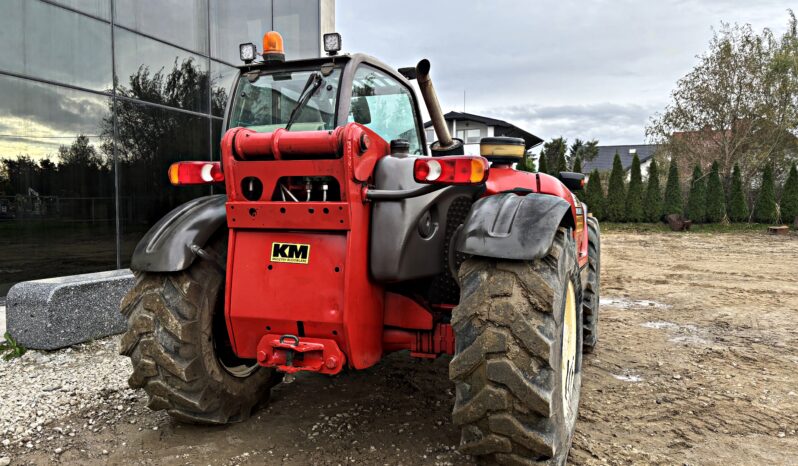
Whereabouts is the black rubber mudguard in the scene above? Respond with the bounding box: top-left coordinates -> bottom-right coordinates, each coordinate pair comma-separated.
130,195 -> 227,272
456,192 -> 572,261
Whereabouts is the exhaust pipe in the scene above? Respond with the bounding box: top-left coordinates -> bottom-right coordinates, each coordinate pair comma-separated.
416,59 -> 463,156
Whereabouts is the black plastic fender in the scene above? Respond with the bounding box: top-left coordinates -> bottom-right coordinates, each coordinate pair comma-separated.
456,192 -> 572,261
130,194 -> 227,272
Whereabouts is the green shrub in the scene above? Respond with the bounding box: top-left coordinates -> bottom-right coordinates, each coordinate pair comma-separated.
685,164 -> 706,222
537,153 -> 548,174
572,157 -> 582,173
555,151 -> 568,174
644,158 -> 663,222
727,163 -> 748,222
663,159 -> 683,215
606,153 -> 626,222
754,164 -> 778,224
583,169 -> 605,220
516,154 -> 536,173
780,164 -> 798,225
705,160 -> 726,223
625,154 -> 644,222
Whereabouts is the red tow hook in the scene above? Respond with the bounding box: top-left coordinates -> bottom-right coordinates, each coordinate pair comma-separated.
257,334 -> 346,375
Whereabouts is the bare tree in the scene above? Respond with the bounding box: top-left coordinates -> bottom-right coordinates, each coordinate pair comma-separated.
647,12 -> 798,182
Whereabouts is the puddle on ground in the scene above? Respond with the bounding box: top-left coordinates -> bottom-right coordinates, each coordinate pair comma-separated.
601,297 -> 670,309
612,373 -> 644,383
668,334 -> 712,345
641,321 -> 678,330
641,320 -> 712,346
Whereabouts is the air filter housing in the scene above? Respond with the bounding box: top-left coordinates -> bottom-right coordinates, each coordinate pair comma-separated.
480,136 -> 525,164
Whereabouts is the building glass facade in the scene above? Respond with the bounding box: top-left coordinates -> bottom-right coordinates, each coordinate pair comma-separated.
0,0 -> 328,295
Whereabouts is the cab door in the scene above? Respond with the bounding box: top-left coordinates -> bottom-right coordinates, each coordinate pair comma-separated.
347,64 -> 425,155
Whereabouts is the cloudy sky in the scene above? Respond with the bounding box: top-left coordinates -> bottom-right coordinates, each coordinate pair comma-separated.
339,0 -> 794,148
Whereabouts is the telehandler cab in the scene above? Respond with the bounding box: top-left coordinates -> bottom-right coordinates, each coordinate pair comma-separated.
120,31 -> 601,465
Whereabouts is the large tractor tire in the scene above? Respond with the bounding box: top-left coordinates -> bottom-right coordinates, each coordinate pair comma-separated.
582,217 -> 601,353
450,228 -> 582,465
119,233 -> 281,425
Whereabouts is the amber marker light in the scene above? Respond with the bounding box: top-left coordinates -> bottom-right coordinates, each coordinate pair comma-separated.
262,31 -> 286,62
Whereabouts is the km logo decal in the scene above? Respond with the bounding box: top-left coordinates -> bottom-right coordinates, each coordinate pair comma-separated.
270,242 -> 310,264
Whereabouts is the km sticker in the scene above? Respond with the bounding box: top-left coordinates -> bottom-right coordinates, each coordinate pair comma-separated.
270,242 -> 310,264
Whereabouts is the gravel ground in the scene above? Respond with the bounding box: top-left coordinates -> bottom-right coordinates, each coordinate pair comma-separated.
0,338 -> 137,463
1,230 -> 797,465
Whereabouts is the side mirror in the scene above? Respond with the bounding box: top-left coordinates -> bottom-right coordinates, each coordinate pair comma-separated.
351,97 -> 372,125
558,171 -> 586,192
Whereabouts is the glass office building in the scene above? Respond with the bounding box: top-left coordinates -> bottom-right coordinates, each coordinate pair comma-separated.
0,0 -> 333,295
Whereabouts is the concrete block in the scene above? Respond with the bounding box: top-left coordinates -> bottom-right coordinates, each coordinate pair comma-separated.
6,270 -> 134,350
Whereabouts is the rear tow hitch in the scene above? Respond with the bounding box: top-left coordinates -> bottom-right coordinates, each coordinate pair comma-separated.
257,334 -> 345,375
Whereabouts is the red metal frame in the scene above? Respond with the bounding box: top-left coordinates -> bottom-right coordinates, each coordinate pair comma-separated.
219,124 -> 585,376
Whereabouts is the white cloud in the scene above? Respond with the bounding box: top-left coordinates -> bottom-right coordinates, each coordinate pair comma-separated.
339,0 -> 795,144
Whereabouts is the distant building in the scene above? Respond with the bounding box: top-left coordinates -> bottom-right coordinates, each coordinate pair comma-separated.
580,144 -> 659,176
424,111 -> 543,154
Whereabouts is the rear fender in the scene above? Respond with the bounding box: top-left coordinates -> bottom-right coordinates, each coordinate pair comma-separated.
130,195 -> 227,272
456,193 -> 572,261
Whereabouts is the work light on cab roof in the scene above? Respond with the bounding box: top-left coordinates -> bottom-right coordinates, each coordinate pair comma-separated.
239,30 -> 286,64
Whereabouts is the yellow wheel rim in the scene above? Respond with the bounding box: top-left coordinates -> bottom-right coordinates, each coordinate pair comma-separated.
562,280 -> 577,423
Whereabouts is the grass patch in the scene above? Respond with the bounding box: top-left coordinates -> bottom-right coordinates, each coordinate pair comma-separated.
0,332 -> 27,360
600,222 -> 783,234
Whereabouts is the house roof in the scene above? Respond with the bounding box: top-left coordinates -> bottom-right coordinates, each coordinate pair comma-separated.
423,111 -> 544,150
580,144 -> 659,173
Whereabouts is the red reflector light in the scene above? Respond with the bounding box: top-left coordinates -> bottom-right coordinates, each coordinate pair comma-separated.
168,162 -> 224,186
413,156 -> 489,185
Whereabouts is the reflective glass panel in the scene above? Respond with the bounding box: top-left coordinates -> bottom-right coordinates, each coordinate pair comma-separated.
114,27 -> 210,113
210,61 -> 239,117
0,75 -> 116,295
114,0 -> 209,54
210,0 -> 273,64
0,0 -> 113,92
49,0 -> 111,20
273,0 -> 320,59
115,101 -> 212,265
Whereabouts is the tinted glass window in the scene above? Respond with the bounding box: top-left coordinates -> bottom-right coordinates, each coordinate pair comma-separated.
115,101 -> 211,264
0,74 -> 116,295
48,0 -> 110,20
229,68 -> 342,132
210,0 -> 273,64
0,0 -> 112,92
114,28 -> 211,113
274,0 -> 319,59
114,0 -> 209,54
210,61 -> 239,117
350,66 -> 422,154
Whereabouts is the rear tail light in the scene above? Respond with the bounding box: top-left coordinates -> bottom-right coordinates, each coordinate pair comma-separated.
168,162 -> 224,186
413,156 -> 489,185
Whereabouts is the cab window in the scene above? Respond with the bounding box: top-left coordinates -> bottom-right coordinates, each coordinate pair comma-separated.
349,65 -> 423,154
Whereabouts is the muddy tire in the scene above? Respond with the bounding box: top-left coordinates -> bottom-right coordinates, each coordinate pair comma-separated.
582,217 -> 601,353
119,233 -> 281,425
450,228 -> 582,465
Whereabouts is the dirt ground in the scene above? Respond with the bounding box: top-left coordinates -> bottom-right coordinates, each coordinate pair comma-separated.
2,230 -> 798,465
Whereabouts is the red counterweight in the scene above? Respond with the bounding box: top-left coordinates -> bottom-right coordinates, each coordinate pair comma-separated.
222,123 -> 391,374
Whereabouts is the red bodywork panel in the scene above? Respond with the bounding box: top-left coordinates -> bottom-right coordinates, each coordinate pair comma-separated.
222,124 -> 388,371
220,124 -> 585,375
